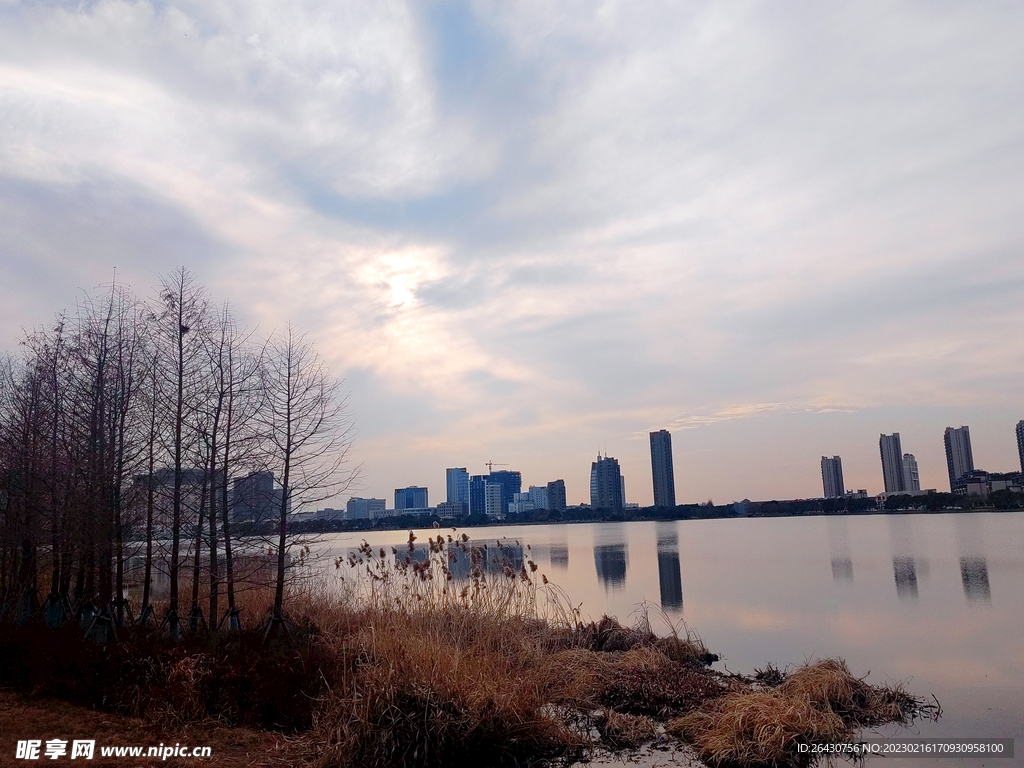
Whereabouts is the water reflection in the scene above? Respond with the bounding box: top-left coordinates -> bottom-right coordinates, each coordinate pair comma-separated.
892,557 -> 919,601
550,545 -> 569,568
888,515 -> 921,603
397,539 -> 525,580
826,516 -> 854,583
590,526 -> 627,591
549,529 -> 569,569
954,516 -> 991,605
656,523 -> 683,612
959,557 -> 991,604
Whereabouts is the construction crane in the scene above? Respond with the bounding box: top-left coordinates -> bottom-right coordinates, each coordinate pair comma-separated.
485,460 -> 508,473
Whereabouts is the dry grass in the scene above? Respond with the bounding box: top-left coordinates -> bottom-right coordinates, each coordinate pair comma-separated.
668,691 -> 845,766
669,659 -> 940,767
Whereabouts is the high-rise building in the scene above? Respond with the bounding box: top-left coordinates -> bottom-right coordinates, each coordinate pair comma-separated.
346,497 -> 386,519
527,485 -> 548,510
590,454 -> 625,512
546,479 -> 567,512
649,429 -> 676,508
134,467 -> 214,533
1016,420 -> 1024,474
902,454 -> 920,492
879,433 -> 905,493
484,483 -> 504,517
821,456 -> 844,498
469,475 -> 487,516
232,470 -> 283,524
395,486 -> 428,510
446,468 -> 470,506
944,426 -> 974,490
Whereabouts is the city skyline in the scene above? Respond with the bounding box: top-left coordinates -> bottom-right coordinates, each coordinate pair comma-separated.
1,3 -> 1023,508
360,418 -> 1023,508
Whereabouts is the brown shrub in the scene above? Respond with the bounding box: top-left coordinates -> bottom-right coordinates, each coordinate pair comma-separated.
668,690 -> 846,766
311,606 -> 588,768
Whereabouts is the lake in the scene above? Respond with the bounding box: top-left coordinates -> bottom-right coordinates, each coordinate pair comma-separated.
315,511 -> 1024,767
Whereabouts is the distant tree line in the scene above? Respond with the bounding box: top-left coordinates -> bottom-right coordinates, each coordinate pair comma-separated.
286,490 -> 1017,536
0,268 -> 354,637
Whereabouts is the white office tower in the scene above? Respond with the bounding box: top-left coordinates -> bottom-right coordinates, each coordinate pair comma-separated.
527,485 -> 548,510
821,456 -> 844,498
484,483 -> 504,517
879,433 -> 906,493
446,467 -> 470,505
943,426 -> 975,490
346,497 -> 386,519
902,454 -> 921,492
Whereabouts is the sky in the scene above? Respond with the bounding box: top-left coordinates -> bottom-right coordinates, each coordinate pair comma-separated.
2,1 -> 1023,507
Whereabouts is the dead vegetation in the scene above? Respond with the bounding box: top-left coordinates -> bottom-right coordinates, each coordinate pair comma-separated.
0,534 -> 939,768
669,659 -> 940,767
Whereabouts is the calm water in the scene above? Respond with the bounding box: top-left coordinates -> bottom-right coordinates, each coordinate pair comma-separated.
316,512 -> 1024,767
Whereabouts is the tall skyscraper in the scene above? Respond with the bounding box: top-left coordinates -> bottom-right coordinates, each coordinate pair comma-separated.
902,454 -> 920,492
1016,420 -> 1024,474
944,426 -> 974,490
469,475 -> 487,515
395,486 -> 428,510
879,433 -> 905,493
821,456 -> 844,498
590,454 -> 625,512
546,479 -> 567,512
446,467 -> 469,505
649,429 -> 676,508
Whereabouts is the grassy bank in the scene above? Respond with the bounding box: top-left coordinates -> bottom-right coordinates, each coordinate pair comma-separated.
0,534 -> 938,767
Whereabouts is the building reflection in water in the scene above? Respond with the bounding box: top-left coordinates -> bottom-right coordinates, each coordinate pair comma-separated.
955,515 -> 991,605
416,539 -> 525,580
548,533 -> 569,569
831,558 -> 854,582
959,557 -> 991,604
656,524 -> 683,611
826,516 -> 853,583
888,515 -> 921,603
593,544 -> 628,590
892,556 -> 919,601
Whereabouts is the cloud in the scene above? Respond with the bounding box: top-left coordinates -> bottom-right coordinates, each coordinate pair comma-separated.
654,401 -> 864,433
1,0 -> 1023,503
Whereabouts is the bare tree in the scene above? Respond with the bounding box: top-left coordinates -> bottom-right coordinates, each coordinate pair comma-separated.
152,269 -> 209,639
201,302 -> 263,630
258,323 -> 356,627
